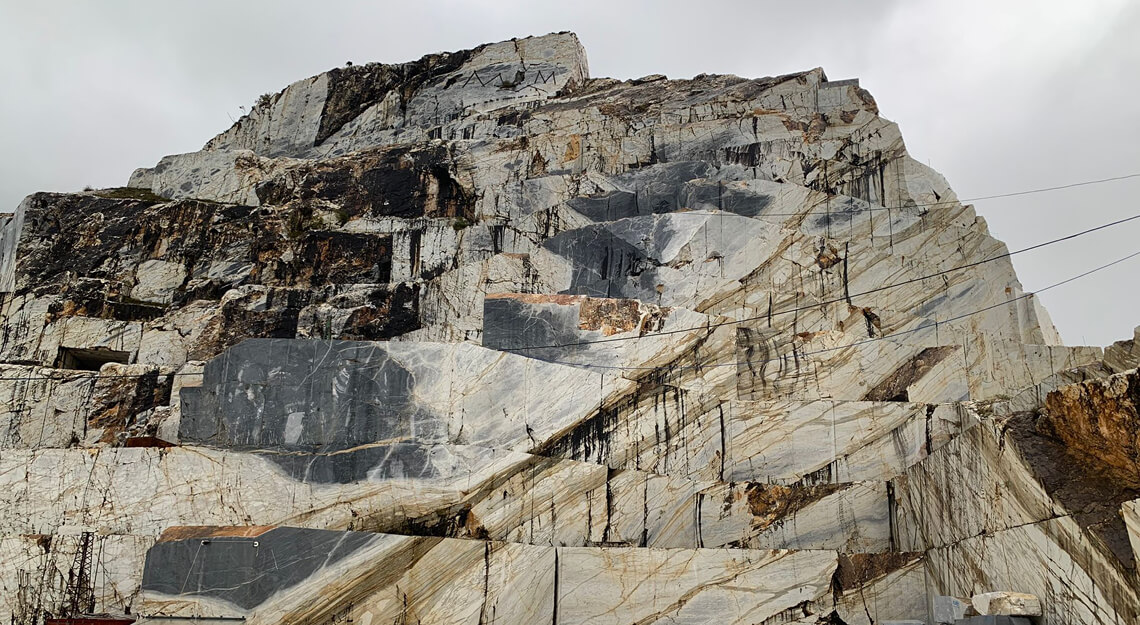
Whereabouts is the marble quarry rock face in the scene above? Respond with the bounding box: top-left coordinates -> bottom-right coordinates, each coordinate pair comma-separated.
1,31 -> 1137,625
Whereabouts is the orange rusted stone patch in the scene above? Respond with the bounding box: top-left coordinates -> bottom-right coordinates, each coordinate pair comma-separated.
579,297 -> 642,336
562,134 -> 581,163
815,243 -> 841,270
157,525 -> 276,543
484,293 -> 586,305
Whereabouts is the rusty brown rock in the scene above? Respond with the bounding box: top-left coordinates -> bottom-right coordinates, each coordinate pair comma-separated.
579,297 -> 643,336
1040,370 -> 1140,489
834,552 -> 923,591
724,482 -> 846,532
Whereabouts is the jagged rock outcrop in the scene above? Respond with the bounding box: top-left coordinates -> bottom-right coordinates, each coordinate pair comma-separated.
1,32 -> 1136,625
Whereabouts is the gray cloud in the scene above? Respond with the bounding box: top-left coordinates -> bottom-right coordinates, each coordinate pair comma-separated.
1,0 -> 1136,345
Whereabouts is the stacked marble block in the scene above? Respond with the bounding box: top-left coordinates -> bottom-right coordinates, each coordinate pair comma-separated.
2,336 -> 960,623
122,282 -> 990,624
88,330 -> 1133,625
135,336 -> 952,623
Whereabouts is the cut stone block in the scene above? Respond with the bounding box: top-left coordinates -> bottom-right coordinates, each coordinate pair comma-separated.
934,595 -> 974,623
138,526 -> 843,625
178,338 -> 614,454
971,591 -> 1041,616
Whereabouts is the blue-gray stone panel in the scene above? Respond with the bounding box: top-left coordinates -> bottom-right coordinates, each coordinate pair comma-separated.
180,339 -> 442,452
141,527 -> 380,610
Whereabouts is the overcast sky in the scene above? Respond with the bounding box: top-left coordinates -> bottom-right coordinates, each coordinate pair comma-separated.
1,1 -> 1138,346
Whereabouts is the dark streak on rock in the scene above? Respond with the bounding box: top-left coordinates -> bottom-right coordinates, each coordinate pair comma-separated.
317,49 -> 476,145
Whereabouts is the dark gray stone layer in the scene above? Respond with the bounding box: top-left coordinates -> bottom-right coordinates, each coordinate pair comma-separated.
141,527 -> 376,610
180,338 -> 442,452
542,225 -> 651,297
481,296 -> 584,361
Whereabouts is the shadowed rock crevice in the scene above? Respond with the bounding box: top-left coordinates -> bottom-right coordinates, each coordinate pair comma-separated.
863,345 -> 958,401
